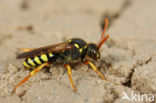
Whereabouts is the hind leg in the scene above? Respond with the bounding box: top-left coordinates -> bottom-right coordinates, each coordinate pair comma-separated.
14,63 -> 51,93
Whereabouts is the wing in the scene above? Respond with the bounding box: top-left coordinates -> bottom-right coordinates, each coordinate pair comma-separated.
17,43 -> 73,59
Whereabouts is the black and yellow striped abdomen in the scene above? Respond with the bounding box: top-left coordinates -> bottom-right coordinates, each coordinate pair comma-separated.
23,53 -> 55,68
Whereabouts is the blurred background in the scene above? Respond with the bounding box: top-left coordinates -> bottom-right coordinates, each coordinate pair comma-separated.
0,0 -> 156,103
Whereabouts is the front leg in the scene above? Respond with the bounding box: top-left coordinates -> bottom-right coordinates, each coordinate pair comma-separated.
14,63 -> 51,93
84,60 -> 107,81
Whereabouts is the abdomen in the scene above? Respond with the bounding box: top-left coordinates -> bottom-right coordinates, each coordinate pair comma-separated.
23,53 -> 56,68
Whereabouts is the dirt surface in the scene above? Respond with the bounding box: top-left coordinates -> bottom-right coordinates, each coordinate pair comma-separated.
0,0 -> 156,103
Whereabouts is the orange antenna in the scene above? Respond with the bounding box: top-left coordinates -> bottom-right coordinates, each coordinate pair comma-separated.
98,18 -> 109,49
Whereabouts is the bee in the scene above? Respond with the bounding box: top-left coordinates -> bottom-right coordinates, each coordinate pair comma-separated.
14,18 -> 109,92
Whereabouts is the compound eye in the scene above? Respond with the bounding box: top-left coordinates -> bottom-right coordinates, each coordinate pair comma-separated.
91,49 -> 96,54
90,50 -> 98,59
93,50 -> 96,54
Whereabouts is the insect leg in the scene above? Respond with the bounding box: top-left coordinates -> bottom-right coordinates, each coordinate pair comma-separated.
84,60 -> 107,81
14,63 -> 51,93
64,64 -> 77,92
17,48 -> 34,52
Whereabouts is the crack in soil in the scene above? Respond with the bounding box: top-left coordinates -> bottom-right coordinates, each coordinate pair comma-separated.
122,69 -> 134,87
122,56 -> 152,88
100,0 -> 131,29
20,0 -> 30,10
101,57 -> 152,103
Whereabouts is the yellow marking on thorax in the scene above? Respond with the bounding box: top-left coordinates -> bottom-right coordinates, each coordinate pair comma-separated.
79,48 -> 83,53
28,58 -> 36,66
23,61 -> 31,68
34,57 -> 42,64
41,54 -> 48,62
49,53 -> 53,57
84,45 -> 87,49
74,44 -> 80,48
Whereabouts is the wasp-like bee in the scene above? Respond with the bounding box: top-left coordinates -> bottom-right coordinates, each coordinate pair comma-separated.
14,18 -> 109,92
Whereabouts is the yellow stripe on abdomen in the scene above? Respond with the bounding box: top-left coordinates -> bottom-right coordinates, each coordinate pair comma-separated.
23,61 -> 31,68
34,56 -> 42,65
40,54 -> 48,62
27,58 -> 36,66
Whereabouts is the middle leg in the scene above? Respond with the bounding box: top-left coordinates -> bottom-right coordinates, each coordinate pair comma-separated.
64,64 -> 77,92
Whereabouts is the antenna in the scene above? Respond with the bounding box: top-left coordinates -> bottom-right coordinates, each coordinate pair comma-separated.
98,18 -> 110,49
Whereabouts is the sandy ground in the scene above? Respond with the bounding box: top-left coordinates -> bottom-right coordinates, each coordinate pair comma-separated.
0,0 -> 156,103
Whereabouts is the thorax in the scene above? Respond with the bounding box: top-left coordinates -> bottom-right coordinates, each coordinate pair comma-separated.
61,38 -> 88,62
